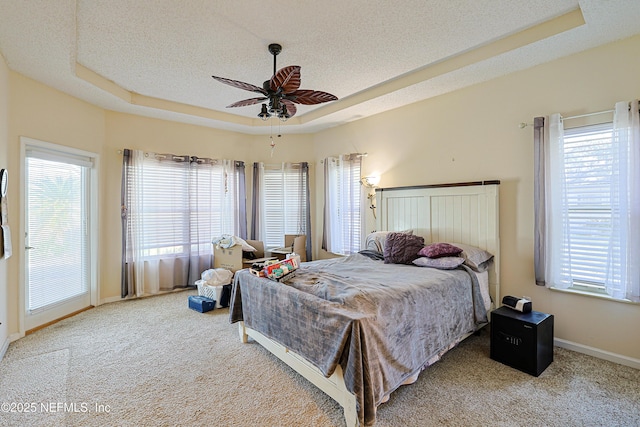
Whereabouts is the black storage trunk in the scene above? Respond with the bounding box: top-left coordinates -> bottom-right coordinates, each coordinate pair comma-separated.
490,306 -> 554,376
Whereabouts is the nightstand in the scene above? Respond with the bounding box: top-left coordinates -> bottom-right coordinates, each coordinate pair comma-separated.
490,306 -> 554,376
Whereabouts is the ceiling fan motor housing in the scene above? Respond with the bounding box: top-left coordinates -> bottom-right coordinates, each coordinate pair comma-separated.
268,43 -> 282,56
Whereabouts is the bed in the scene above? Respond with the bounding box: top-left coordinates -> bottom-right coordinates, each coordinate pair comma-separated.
229,181 -> 500,426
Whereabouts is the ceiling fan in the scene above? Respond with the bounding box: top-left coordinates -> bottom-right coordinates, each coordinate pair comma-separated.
212,43 -> 338,122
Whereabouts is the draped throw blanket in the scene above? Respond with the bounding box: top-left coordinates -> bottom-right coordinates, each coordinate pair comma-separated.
230,254 -> 487,426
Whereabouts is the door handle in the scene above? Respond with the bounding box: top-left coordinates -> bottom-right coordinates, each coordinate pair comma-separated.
25,246 -> 36,250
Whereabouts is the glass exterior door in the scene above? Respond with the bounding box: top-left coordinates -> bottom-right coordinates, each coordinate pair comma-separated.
24,151 -> 91,330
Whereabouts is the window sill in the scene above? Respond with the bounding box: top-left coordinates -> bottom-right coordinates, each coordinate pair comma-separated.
549,286 -> 638,305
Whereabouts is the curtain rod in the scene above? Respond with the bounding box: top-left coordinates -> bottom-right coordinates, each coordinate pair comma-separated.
519,104 -> 637,128
561,109 -> 614,121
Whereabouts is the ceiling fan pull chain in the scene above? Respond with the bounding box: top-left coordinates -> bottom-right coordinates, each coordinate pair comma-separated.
270,119 -> 276,157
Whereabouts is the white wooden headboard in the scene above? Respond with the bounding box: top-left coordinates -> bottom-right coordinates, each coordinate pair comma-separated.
376,181 -> 500,308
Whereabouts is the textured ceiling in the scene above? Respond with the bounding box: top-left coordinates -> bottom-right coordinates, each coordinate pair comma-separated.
1,1 -> 640,135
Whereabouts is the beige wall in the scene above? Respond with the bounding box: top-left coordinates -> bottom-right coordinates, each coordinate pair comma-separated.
4,34 -> 639,361
0,53 -> 9,350
4,77 -> 317,333
312,34 -> 640,360
6,72 -> 106,337
102,113 -> 315,299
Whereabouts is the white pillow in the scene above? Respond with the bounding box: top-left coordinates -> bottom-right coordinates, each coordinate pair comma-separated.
412,256 -> 465,270
365,230 -> 413,253
450,243 -> 494,272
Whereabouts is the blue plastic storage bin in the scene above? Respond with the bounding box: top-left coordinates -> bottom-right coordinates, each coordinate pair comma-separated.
188,295 -> 216,313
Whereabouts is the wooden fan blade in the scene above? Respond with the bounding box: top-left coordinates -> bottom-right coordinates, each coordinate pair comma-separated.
270,66 -> 301,93
212,76 -> 267,95
287,89 -> 338,105
281,100 -> 297,117
226,97 -> 268,108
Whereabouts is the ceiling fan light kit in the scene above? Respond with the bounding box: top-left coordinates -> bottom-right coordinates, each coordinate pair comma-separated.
212,43 -> 338,122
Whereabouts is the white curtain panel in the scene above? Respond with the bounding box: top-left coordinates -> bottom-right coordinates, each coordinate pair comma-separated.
544,113 -> 572,289
127,149 -> 146,296
130,152 -> 191,296
190,158 -> 235,287
608,100 -> 640,301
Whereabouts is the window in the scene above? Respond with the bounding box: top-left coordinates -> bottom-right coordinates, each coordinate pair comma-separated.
322,154 -> 364,255
131,156 -> 190,258
562,123 -> 613,294
261,163 -> 309,249
122,151 -> 246,295
190,159 -> 243,254
127,156 -> 239,258
536,100 -> 640,302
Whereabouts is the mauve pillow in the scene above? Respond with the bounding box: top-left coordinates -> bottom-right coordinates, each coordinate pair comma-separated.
418,242 -> 463,258
383,232 -> 425,264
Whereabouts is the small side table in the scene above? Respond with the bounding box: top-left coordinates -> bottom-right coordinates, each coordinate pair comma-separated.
490,306 -> 554,376
270,247 -> 292,260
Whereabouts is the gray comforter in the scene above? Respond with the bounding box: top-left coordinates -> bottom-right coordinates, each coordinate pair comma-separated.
229,254 -> 487,426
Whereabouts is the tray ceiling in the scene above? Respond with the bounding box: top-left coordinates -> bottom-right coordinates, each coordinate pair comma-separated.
1,1 -> 639,134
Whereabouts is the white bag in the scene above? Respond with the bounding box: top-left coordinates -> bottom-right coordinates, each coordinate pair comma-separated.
201,268 -> 233,286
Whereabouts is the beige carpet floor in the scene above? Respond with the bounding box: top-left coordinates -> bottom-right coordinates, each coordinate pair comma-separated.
1,290 -> 638,427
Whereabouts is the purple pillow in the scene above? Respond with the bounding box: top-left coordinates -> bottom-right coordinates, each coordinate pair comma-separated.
418,243 -> 463,258
383,232 -> 425,264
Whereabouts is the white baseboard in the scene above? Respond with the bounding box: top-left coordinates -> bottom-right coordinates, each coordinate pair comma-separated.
0,333 -> 26,363
555,338 -> 640,370
0,336 -> 9,362
100,295 -> 124,305
100,288 -> 190,306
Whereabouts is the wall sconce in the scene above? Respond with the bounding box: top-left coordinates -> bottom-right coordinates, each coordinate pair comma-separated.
360,175 -> 380,218
360,175 -> 380,188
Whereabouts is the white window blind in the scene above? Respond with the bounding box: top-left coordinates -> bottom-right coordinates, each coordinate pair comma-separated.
325,156 -> 362,255
134,156 -> 190,257
262,164 -> 308,249
190,160 -> 237,253
563,122 -> 613,292
26,154 -> 90,312
126,156 -> 236,259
